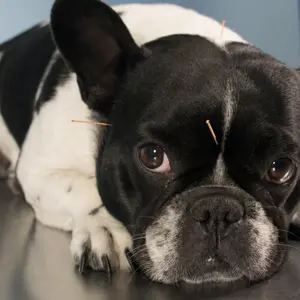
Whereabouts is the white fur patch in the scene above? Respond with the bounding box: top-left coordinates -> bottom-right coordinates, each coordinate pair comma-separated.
248,202 -> 278,277
223,84 -> 235,139
213,155 -> 226,184
145,201 -> 182,282
114,3 -> 247,47
17,74 -> 100,225
212,85 -> 235,183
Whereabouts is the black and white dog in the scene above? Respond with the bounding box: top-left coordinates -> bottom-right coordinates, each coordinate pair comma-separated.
1,0 -> 300,288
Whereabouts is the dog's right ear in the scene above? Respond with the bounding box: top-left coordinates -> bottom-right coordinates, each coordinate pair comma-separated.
50,0 -> 146,114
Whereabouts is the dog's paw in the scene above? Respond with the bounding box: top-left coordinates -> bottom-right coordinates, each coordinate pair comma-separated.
70,207 -> 132,275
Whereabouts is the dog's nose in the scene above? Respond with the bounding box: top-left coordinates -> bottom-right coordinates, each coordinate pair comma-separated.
189,197 -> 244,232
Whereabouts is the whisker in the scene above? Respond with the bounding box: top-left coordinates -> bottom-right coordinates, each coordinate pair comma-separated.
130,260 -> 150,277
275,243 -> 300,254
131,236 -> 146,243
278,229 -> 300,240
132,245 -> 148,256
132,233 -> 146,238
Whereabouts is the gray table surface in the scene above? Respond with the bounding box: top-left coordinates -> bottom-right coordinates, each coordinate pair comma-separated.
0,181 -> 300,300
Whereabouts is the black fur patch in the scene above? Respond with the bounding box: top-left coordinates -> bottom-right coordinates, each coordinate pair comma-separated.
0,24 -> 56,146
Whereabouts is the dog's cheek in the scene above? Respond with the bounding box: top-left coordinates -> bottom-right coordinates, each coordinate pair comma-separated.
97,147 -> 139,227
143,201 -> 183,283
247,203 -> 279,279
219,201 -> 279,281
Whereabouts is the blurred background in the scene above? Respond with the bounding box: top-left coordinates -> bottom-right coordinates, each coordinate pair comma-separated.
0,0 -> 299,66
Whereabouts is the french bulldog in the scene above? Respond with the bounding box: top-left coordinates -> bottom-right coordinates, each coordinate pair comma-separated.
0,0 -> 299,290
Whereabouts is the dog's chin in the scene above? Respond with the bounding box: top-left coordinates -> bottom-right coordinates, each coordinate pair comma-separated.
168,260 -> 244,286
136,254 -> 246,287
180,256 -> 243,285
178,270 -> 249,297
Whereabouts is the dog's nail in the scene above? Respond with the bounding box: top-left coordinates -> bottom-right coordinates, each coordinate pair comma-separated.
101,255 -> 112,278
78,251 -> 88,274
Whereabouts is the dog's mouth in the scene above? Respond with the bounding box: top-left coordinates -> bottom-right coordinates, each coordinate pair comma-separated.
183,254 -> 237,277
179,254 -> 243,285
126,243 -> 248,286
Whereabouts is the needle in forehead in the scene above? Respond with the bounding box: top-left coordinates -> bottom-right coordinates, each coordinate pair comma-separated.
206,120 -> 218,145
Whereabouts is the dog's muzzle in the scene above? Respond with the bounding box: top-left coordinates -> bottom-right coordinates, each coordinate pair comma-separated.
130,186 -> 279,285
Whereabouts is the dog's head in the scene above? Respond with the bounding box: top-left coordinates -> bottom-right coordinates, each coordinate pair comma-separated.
51,0 -> 300,287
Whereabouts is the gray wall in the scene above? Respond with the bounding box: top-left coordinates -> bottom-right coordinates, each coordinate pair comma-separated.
0,0 -> 300,66
0,0 -> 52,42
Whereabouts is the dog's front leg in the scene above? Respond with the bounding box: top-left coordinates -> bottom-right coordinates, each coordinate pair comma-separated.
17,169 -> 132,273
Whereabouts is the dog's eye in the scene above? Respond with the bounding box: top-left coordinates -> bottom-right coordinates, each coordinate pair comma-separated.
139,145 -> 170,173
266,157 -> 296,184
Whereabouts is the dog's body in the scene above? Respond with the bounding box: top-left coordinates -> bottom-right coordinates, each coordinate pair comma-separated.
1,0 -> 300,290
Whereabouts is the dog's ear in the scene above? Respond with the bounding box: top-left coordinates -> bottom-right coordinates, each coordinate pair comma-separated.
50,0 -> 145,114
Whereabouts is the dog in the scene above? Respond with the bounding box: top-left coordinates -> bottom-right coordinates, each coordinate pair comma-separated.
1,0 -> 300,289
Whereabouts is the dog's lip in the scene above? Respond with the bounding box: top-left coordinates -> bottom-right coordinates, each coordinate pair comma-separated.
179,254 -> 243,285
128,247 -> 245,285
181,271 -> 241,285
176,253 -> 243,285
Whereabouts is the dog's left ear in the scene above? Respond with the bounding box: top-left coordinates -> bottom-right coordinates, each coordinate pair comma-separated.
50,0 -> 146,114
